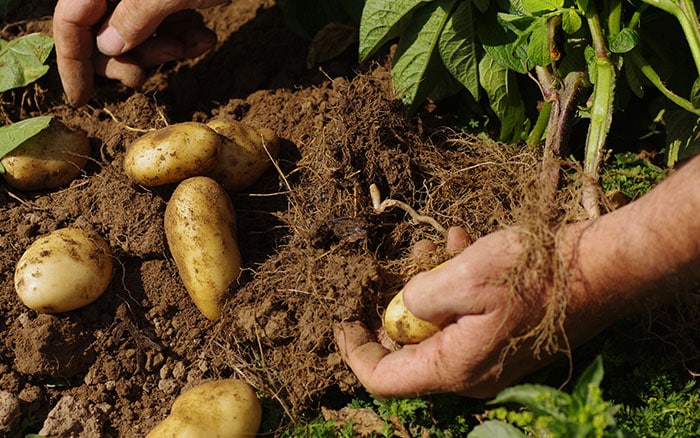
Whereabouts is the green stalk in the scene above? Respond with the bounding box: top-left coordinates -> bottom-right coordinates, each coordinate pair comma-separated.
642,0 -> 700,75
527,101 -> 552,147
627,49 -> 700,116
579,3 -> 616,178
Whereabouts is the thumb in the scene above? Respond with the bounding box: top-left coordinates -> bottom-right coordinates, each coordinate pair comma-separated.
96,0 -> 228,55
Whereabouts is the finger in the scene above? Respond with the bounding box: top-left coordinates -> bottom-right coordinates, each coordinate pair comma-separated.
402,233 -> 520,324
96,0 -> 228,56
127,28 -> 217,68
53,0 -> 108,106
446,227 -> 472,253
94,54 -> 148,89
337,319 -> 500,398
412,239 -> 436,257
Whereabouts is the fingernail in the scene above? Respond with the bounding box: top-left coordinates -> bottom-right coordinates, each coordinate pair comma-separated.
97,25 -> 126,55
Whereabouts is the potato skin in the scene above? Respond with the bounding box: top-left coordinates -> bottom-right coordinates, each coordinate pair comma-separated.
1,119 -> 90,191
146,379 -> 262,438
383,262 -> 448,344
124,122 -> 222,186
383,289 -> 442,344
206,119 -> 280,192
14,228 -> 113,313
164,176 -> 242,321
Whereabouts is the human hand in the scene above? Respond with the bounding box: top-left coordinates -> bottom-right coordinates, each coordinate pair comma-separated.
53,0 -> 228,106
336,224 -> 601,399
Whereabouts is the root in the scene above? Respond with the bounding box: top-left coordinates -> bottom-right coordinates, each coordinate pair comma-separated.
369,183 -> 447,236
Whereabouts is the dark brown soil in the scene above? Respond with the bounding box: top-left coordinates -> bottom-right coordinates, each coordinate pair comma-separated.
0,1 -> 548,436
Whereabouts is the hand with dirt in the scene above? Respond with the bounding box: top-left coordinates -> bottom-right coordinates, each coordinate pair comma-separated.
53,0 -> 228,106
337,153 -> 700,399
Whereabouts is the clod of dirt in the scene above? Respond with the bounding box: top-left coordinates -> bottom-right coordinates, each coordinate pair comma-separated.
38,395 -> 110,438
0,391 -> 20,434
13,313 -> 95,378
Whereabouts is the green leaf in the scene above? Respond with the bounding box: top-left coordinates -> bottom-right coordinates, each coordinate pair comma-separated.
527,17 -> 551,66
467,419 -> 528,437
392,0 -> 454,110
439,0 -> 480,100
489,383 -> 570,419
572,355 -> 605,404
0,33 -> 54,92
561,7 -> 582,34
608,28 -> 640,54
480,6 -> 531,73
522,0 -> 563,14
478,52 -> 527,142
358,0 -> 432,61
0,116 -> 53,174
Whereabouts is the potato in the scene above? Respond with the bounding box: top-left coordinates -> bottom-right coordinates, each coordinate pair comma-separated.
206,119 -> 280,192
164,176 -> 242,321
14,228 -> 113,313
1,119 -> 90,191
383,262 -> 448,344
146,379 -> 262,438
124,122 -> 222,186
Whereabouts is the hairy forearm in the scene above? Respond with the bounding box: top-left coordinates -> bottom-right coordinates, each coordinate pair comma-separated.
564,154 -> 700,339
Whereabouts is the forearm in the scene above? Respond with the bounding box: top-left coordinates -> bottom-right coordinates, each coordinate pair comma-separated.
564,154 -> 700,338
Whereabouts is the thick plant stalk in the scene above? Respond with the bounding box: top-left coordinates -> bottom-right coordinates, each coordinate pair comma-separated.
581,4 -> 617,218
535,66 -> 587,205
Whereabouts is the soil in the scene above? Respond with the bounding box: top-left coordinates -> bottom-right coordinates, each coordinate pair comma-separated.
0,1 -> 561,436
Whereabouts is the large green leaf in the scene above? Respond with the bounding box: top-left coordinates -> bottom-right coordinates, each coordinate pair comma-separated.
489,383 -> 570,420
478,52 -> 527,142
467,419 -> 528,437
358,0 -> 432,61
438,0 -> 480,101
391,0 -> 455,110
526,16 -> 551,66
0,33 -> 54,92
479,7 -> 530,73
0,116 -> 52,173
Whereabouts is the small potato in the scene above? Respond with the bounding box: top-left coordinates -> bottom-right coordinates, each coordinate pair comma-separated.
206,119 -> 280,192
383,262 -> 448,344
14,228 -> 113,313
124,122 -> 222,186
146,379 -> 262,438
1,119 -> 90,191
164,176 -> 242,321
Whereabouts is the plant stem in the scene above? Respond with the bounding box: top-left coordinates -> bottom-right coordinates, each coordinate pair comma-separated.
579,1 -> 616,217
642,0 -> 700,75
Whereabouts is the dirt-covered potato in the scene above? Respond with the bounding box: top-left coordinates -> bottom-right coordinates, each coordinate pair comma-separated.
383,262 -> 448,344
124,122 -> 222,186
146,379 -> 262,438
14,228 -> 113,313
206,118 -> 280,192
164,176 -> 242,321
1,119 -> 90,191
